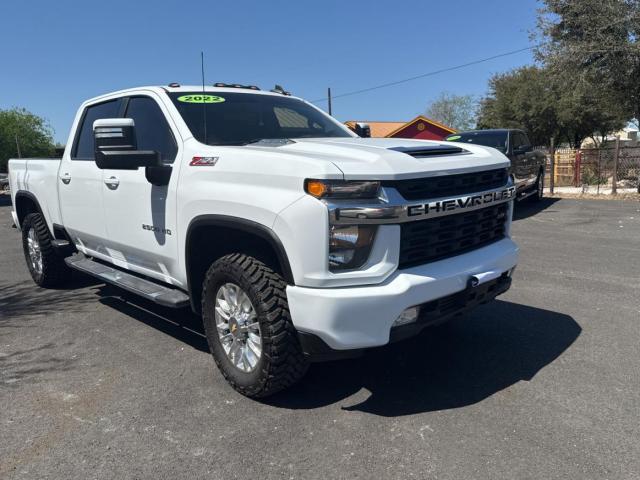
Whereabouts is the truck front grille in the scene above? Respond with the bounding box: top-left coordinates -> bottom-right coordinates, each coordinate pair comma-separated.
384,168 -> 508,201
399,203 -> 508,269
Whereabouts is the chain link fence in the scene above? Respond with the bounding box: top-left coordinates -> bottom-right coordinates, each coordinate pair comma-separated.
535,145 -> 640,193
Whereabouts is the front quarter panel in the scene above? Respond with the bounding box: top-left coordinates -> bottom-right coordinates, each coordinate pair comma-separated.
176,139 -> 343,286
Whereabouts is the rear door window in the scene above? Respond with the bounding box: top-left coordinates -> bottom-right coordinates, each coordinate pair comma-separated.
73,99 -> 121,160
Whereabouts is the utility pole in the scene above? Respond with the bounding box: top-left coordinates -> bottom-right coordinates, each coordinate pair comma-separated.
15,133 -> 22,158
327,87 -> 332,116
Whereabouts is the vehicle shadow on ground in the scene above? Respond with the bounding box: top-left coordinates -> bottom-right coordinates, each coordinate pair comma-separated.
0,275 -> 102,321
0,194 -> 12,208
266,300 -> 580,416
513,197 -> 560,221
96,285 -> 210,353
91,286 -> 581,416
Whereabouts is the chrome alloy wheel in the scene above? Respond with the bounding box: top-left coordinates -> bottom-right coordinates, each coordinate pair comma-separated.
214,283 -> 262,373
27,227 -> 43,275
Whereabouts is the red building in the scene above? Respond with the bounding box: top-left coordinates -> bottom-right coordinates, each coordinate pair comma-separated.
346,115 -> 455,140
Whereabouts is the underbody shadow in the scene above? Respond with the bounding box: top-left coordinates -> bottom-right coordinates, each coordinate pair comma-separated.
96,285 -> 209,353
513,197 -> 560,221
265,300 -> 580,416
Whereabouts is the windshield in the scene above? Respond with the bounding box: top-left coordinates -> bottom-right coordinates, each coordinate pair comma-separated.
168,92 -> 352,145
445,131 -> 508,153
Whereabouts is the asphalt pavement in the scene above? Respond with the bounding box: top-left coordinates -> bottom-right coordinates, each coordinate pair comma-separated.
1,194 -> 639,479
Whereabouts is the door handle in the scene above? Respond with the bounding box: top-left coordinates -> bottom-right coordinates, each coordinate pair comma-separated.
104,176 -> 120,189
59,173 -> 71,184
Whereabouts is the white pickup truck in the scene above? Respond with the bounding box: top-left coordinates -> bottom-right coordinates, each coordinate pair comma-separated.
9,84 -> 518,397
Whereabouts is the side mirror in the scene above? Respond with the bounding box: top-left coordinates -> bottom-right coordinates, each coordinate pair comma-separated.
513,145 -> 532,155
93,118 -> 160,170
354,122 -> 371,138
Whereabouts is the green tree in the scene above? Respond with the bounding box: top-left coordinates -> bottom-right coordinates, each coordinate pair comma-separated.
477,66 -> 560,146
535,0 -> 640,125
425,93 -> 477,131
0,108 -> 55,172
477,66 -> 627,147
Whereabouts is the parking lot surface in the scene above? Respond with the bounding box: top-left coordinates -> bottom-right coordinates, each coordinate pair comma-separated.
1,195 -> 639,480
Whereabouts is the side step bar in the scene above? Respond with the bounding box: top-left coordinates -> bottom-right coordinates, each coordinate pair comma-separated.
65,254 -> 190,308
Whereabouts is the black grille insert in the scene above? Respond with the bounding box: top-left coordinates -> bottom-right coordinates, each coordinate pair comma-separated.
399,203 -> 508,269
384,168 -> 508,201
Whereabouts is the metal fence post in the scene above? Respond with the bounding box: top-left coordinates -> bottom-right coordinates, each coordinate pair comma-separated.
612,136 -> 620,195
549,137 -> 555,194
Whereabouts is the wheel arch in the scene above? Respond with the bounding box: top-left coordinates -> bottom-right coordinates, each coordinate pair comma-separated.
185,215 -> 295,314
14,191 -> 50,233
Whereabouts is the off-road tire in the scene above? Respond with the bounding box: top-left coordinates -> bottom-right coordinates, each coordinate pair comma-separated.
201,253 -> 308,398
21,213 -> 72,287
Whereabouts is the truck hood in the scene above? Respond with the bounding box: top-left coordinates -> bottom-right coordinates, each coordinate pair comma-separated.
245,137 -> 510,180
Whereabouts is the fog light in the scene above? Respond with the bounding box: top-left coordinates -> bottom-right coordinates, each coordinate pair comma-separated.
392,306 -> 419,327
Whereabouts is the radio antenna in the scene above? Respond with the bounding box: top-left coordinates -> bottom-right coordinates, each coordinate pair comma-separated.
201,51 -> 208,144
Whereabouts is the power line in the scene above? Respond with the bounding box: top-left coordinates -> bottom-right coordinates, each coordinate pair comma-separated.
310,46 -> 536,103
311,14 -> 640,105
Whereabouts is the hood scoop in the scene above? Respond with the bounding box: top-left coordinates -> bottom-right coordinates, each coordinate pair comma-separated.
388,145 -> 466,158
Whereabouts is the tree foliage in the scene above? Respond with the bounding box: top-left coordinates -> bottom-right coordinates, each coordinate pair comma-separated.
425,93 -> 477,131
535,0 -> 640,126
478,63 -> 628,147
0,108 -> 55,172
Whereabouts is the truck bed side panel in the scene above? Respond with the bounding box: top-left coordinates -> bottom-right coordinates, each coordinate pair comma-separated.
9,158 -> 62,231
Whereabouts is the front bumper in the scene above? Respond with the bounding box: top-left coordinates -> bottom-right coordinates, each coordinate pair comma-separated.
286,238 -> 518,352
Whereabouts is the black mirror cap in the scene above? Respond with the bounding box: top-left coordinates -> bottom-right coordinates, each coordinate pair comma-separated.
95,150 -> 161,170
354,122 -> 371,138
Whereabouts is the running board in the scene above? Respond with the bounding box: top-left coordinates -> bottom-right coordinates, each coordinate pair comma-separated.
65,254 -> 190,308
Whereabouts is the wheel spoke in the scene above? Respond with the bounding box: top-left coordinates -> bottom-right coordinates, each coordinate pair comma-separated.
215,305 -> 231,321
213,282 -> 262,373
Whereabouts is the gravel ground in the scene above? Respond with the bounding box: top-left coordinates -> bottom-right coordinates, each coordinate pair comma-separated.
1,194 -> 639,479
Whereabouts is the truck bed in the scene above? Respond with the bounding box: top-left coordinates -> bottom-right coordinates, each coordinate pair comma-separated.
9,158 -> 63,231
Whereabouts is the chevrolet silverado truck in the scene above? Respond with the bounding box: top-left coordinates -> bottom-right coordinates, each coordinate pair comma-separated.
8,84 -> 519,397
446,129 -> 546,201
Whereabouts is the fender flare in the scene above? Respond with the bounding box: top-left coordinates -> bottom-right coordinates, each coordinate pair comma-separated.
14,190 -> 49,233
185,215 -> 295,309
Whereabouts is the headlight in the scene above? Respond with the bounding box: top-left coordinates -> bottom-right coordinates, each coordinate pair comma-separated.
329,224 -> 377,271
305,179 -> 381,199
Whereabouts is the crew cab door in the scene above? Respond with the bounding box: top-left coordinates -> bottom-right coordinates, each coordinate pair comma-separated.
58,98 -> 122,253
100,94 -> 183,286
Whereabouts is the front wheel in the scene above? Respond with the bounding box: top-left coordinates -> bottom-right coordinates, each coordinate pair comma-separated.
201,253 -> 308,398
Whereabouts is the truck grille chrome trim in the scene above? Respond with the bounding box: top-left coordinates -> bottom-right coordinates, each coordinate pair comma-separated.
327,183 -> 515,225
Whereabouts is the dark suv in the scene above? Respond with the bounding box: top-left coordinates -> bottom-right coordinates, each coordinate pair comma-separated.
445,129 -> 546,201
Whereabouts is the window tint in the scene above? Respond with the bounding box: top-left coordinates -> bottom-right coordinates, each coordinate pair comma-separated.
512,132 -> 529,150
73,100 -> 121,159
125,97 -> 177,163
168,92 -> 351,145
445,131 -> 508,153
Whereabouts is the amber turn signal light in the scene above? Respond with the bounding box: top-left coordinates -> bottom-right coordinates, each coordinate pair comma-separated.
305,180 -> 328,198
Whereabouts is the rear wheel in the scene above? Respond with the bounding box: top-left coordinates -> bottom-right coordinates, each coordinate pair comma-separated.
201,253 -> 308,398
21,213 -> 72,287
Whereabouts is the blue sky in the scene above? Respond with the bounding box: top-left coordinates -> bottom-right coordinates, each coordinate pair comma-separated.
0,0 -> 540,143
